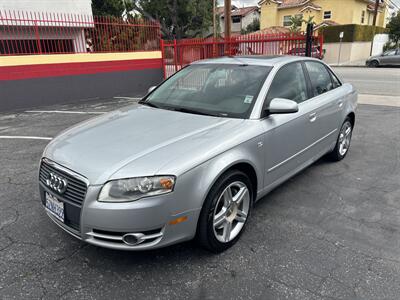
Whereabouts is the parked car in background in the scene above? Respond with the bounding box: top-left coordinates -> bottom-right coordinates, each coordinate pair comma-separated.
39,56 -> 357,253
287,47 -> 324,59
366,49 -> 400,67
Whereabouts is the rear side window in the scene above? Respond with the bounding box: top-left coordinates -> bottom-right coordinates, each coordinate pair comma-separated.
305,61 -> 333,96
266,62 -> 308,104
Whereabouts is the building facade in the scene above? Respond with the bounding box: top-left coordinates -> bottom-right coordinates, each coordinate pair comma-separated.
259,0 -> 389,31
218,6 -> 260,34
0,0 -> 93,54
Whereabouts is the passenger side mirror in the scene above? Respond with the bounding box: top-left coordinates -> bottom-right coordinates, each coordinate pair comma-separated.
267,98 -> 299,114
148,86 -> 157,94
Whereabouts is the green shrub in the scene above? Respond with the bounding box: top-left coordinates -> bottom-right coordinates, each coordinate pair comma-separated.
320,24 -> 388,43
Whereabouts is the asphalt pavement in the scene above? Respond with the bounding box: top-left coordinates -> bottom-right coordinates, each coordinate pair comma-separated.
333,67 -> 400,97
1,71 -> 400,299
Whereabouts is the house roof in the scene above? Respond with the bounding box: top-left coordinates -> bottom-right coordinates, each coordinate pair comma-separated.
219,6 -> 259,17
314,20 -> 340,30
278,0 -> 310,9
367,3 -> 384,12
257,0 -> 311,9
251,26 -> 290,34
299,2 -> 322,12
259,0 -> 384,10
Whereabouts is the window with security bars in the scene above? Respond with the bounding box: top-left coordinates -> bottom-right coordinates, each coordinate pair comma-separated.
324,11 -> 332,19
0,39 -> 74,55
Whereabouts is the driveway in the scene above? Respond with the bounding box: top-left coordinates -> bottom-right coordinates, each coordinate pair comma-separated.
1,96 -> 400,299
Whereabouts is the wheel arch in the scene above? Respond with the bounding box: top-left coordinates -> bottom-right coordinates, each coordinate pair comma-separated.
369,59 -> 380,67
347,112 -> 355,127
200,157 -> 261,208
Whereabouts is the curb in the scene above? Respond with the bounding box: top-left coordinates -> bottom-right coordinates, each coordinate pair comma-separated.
329,65 -> 366,68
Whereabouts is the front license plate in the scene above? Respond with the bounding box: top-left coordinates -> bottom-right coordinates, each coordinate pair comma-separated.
45,192 -> 64,222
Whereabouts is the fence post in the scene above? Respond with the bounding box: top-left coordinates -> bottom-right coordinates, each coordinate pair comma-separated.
160,39 -> 166,79
34,20 -> 42,54
319,34 -> 324,59
173,39 -> 178,72
305,23 -> 314,57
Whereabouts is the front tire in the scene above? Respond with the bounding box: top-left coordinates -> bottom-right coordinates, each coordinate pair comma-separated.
329,118 -> 353,161
368,60 -> 379,68
196,170 -> 253,253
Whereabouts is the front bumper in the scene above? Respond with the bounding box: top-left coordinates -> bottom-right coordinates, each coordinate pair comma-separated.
39,182 -> 201,251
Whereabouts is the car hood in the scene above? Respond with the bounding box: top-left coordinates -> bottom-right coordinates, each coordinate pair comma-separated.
44,105 -> 243,185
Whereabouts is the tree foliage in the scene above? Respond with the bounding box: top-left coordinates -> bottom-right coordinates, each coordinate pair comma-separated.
91,0 -> 126,17
92,0 -> 215,39
387,12 -> 400,45
132,0 -> 214,39
288,15 -> 303,33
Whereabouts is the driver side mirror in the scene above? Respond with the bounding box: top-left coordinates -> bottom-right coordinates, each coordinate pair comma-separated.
266,98 -> 299,114
148,86 -> 157,94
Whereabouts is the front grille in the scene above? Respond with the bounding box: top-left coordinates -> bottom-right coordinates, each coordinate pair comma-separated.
39,160 -> 88,206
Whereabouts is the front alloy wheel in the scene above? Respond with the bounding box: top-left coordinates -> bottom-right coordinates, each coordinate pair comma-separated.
212,181 -> 250,243
197,170 -> 253,252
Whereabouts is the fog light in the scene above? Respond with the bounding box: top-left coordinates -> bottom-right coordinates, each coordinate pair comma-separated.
122,233 -> 142,245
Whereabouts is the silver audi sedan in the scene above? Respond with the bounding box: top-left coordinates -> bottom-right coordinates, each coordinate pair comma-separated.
39,56 -> 357,252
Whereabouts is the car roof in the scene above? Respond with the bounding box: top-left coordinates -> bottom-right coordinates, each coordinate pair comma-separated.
191,55 -> 321,67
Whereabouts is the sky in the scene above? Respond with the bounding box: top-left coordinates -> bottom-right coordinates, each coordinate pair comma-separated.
217,0 -> 400,10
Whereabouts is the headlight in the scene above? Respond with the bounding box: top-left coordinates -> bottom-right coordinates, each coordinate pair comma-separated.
98,176 -> 175,202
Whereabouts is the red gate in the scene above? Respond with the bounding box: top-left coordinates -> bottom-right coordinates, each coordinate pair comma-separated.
161,33 -> 324,79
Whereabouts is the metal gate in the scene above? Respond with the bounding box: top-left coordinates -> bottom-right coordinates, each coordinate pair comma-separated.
161,33 -> 324,79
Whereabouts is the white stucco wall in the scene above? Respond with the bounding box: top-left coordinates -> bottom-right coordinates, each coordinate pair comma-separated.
372,34 -> 389,56
0,0 -> 92,16
241,11 -> 260,30
0,0 -> 93,53
220,10 -> 260,34
323,34 -> 390,65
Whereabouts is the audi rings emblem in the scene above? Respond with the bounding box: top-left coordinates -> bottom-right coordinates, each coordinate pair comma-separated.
46,172 -> 68,194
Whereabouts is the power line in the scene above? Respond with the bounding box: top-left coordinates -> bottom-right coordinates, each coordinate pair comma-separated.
386,0 -> 400,10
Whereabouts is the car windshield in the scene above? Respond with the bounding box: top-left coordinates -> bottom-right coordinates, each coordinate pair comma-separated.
143,63 -> 272,118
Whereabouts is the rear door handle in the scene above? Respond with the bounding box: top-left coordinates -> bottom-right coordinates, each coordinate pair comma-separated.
338,100 -> 344,108
309,112 -> 317,122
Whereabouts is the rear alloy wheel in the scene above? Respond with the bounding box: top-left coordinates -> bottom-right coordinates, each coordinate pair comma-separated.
197,170 -> 252,253
329,118 -> 353,161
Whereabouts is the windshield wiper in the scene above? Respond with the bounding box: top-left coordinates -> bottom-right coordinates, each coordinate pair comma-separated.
170,107 -> 218,117
139,101 -> 161,109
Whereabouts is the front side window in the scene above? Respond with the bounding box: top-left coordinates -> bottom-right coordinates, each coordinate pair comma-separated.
144,64 -> 272,119
305,61 -> 334,96
266,62 -> 308,105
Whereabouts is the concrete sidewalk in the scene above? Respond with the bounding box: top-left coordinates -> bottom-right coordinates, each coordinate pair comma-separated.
359,94 -> 400,107
329,59 -> 366,68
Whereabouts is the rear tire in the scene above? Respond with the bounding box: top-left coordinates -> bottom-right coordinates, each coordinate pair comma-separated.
328,118 -> 353,161
196,170 -> 253,253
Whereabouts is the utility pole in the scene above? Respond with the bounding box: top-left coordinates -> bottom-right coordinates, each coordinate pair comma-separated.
372,0 -> 379,26
224,0 -> 231,39
213,0 -> 217,38
370,0 -> 380,55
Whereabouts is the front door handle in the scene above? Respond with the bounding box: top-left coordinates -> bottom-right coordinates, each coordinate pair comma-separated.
309,112 -> 317,122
